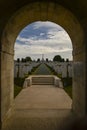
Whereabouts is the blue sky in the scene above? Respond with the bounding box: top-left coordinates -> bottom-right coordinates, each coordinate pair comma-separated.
14,21 -> 72,61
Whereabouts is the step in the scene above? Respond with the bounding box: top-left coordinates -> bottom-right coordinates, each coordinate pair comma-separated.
23,75 -> 63,88
32,77 -> 54,85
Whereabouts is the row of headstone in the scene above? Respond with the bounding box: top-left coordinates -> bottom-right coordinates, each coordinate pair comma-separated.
45,61 -> 73,78
14,61 -> 73,78
14,61 -> 40,78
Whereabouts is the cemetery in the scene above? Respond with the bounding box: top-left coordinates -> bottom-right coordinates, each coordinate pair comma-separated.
14,61 -> 73,78
14,61 -> 72,98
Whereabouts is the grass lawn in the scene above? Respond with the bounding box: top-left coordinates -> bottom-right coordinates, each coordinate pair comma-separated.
14,84 -> 22,98
64,85 -> 72,99
14,65 -> 40,98
14,77 -> 25,98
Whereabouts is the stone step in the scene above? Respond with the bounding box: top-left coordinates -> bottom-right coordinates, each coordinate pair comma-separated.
23,75 -> 63,88
32,77 -> 54,85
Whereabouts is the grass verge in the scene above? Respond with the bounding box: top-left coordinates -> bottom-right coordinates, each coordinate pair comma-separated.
14,85 -> 22,98
64,85 -> 72,98
14,77 -> 25,98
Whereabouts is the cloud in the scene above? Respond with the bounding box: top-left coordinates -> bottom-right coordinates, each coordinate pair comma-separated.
40,33 -> 45,36
15,21 -> 72,60
15,41 -> 72,60
33,21 -> 63,30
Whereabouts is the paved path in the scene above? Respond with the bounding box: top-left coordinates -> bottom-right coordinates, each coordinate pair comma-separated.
2,85 -> 74,130
33,63 -> 52,75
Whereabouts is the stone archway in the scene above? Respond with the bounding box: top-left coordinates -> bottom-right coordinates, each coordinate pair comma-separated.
0,1 -> 86,127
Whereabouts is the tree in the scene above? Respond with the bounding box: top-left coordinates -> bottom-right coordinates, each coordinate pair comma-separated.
25,56 -> 32,62
46,58 -> 48,62
62,58 -> 65,62
21,58 -> 26,62
21,57 -> 32,62
16,58 -> 20,77
17,58 -> 20,62
53,55 -> 63,62
37,58 -> 40,62
66,58 -> 69,62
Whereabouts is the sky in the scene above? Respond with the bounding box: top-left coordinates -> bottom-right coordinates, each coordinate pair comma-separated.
14,21 -> 72,61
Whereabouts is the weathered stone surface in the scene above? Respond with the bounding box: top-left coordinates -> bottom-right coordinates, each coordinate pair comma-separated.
23,75 -> 63,88
1,52 -> 14,125
2,85 -> 72,130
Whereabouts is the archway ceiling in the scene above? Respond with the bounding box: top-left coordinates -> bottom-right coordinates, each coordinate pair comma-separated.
0,0 -> 87,20
0,0 -> 86,39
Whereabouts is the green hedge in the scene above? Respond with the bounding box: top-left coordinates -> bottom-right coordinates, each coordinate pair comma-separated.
14,77 -> 25,87
64,85 -> 72,98
61,77 -> 72,87
14,77 -> 25,97
14,85 -> 22,98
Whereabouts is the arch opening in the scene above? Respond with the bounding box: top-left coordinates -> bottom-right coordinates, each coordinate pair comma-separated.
14,21 -> 73,61
14,21 -> 73,99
